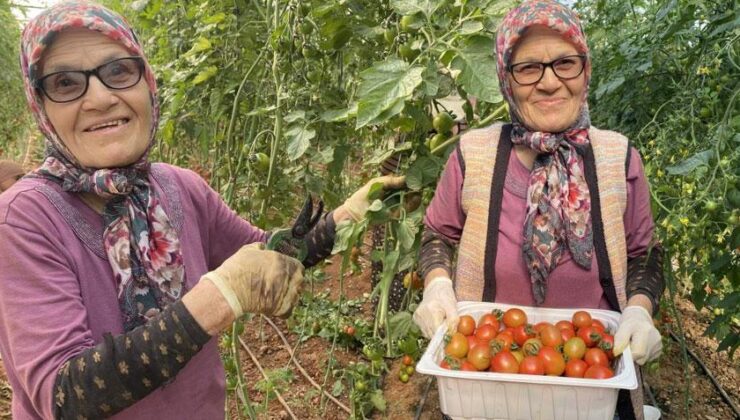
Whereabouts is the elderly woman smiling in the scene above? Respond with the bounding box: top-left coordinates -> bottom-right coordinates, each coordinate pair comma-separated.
0,2 -> 402,419
413,1 -> 664,419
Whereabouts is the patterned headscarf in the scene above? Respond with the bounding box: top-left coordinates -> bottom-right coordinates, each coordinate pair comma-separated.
496,0 -> 593,304
21,1 -> 185,331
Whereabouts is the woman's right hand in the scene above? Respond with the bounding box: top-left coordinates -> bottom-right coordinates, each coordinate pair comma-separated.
412,276 -> 459,338
202,243 -> 304,318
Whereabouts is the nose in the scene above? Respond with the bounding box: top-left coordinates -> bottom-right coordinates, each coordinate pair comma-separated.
80,75 -> 119,111
536,66 -> 562,91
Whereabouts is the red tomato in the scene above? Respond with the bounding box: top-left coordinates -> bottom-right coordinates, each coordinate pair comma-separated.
537,346 -> 566,376
513,324 -> 536,347
478,313 -> 500,331
584,348 -> 609,367
572,311 -> 593,330
475,324 -> 498,342
562,337 -> 587,360
555,320 -> 575,331
445,333 -> 469,359
584,364 -> 614,379
466,334 -> 479,351
490,333 -> 513,354
518,355 -> 545,375
440,356 -> 461,370
457,315 -> 476,336
599,334 -> 615,360
560,327 -> 576,343
460,360 -> 477,371
534,321 -> 554,333
490,351 -> 520,373
540,324 -> 563,348
577,326 -> 604,348
503,308 -> 527,328
402,354 -> 414,366
591,319 -> 607,334
467,345 -> 491,371
522,338 -> 543,356
565,358 -> 589,378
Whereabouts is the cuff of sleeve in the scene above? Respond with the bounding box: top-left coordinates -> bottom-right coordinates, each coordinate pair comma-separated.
203,272 -> 244,319
627,288 -> 660,316
172,300 -> 213,346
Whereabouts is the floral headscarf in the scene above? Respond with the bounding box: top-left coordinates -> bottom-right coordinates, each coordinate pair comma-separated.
21,1 -> 184,331
496,0 -> 593,304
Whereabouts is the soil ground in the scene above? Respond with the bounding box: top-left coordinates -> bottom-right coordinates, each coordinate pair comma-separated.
0,248 -> 737,419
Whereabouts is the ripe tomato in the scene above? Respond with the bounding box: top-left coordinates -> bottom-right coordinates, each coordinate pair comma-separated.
466,335 -> 480,351
458,315 -> 476,336
522,338 -> 543,356
534,321 -> 554,333
478,313 -> 500,331
460,360 -> 477,371
591,319 -> 607,334
572,311 -> 593,330
490,351 -> 520,373
513,324 -> 536,347
560,327 -> 575,342
467,345 -> 492,371
402,354 -> 414,366
599,334 -> 615,359
503,308 -> 527,328
440,356 -> 461,370
518,355 -> 545,375
344,326 -> 355,336
539,325 -> 563,348
445,333 -> 469,359
577,326 -> 603,348
584,364 -> 614,379
555,320 -> 575,331
563,337 -> 587,360
565,359 -> 589,378
537,346 -> 566,376
492,331 -> 514,353
584,348 -> 609,367
475,324 -> 498,342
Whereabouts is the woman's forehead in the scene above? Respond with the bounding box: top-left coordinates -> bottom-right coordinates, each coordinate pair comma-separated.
512,26 -> 579,62
42,28 -> 129,72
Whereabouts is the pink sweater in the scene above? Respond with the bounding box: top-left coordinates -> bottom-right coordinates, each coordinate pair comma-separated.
0,164 -> 266,419
425,147 -> 655,309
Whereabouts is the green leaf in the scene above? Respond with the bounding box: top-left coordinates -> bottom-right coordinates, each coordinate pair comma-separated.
422,61 -> 440,97
370,390 -> 387,412
188,37 -> 211,54
285,125 -> 316,160
319,20 -> 352,50
666,149 -> 713,175
356,59 -> 424,128
331,379 -> 344,397
389,311 -> 415,341
451,36 -> 501,103
284,110 -> 306,123
406,157 -> 441,190
397,217 -> 419,250
192,66 -> 218,85
203,12 -> 226,24
390,0 -> 443,17
332,220 -> 354,254
321,104 -> 356,122
460,21 -> 484,34
367,199 -> 383,212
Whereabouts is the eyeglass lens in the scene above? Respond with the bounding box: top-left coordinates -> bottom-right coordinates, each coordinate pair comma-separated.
40,57 -> 143,103
511,55 -> 585,85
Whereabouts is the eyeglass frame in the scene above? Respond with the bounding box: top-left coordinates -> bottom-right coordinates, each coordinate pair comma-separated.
35,56 -> 146,103
507,54 -> 588,86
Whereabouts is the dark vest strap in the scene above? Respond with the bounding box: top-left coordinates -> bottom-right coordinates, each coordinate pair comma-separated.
482,124 -> 512,302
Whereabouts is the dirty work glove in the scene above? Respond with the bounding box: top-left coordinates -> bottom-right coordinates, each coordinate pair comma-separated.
613,305 -> 662,365
412,277 -> 459,339
343,175 -> 406,222
203,243 -> 304,318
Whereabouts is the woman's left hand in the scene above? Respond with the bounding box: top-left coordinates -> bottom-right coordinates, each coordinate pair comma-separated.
337,175 -> 406,222
613,305 -> 662,365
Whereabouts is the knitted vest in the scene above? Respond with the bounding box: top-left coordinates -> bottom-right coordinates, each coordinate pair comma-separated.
455,123 -> 643,420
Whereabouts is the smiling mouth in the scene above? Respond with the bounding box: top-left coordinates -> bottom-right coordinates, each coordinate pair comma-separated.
85,118 -> 130,132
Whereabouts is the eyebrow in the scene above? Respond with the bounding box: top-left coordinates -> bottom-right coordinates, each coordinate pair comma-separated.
44,53 -> 128,74
513,52 -> 580,64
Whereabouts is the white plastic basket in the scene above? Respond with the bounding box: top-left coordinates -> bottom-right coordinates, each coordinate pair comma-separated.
416,301 -> 638,420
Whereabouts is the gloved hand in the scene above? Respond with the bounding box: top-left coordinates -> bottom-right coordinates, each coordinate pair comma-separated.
412,277 -> 459,339
613,305 -> 662,365
343,175 -> 406,222
203,243 -> 304,318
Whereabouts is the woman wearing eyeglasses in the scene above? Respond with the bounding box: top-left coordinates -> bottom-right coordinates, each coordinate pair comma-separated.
413,1 -> 663,418
0,2 -> 403,419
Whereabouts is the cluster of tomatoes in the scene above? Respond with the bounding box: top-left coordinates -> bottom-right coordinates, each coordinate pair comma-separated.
398,354 -> 416,383
439,308 -> 617,379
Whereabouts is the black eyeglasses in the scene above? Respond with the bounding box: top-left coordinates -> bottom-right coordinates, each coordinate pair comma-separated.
36,57 -> 145,103
508,54 -> 587,86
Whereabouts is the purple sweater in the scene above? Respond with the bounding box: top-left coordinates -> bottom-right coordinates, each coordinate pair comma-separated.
0,164 -> 266,419
425,147 -> 655,309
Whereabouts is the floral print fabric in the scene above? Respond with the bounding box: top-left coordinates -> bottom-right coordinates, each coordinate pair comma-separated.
20,1 -> 184,331
495,0 -> 593,304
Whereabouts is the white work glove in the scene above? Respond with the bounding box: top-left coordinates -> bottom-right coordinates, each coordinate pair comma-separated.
203,243 -> 304,318
613,305 -> 662,365
412,277 -> 459,339
343,175 -> 406,221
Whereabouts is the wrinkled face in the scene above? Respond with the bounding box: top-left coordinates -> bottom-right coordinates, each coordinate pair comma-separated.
40,28 -> 152,169
508,25 -> 587,133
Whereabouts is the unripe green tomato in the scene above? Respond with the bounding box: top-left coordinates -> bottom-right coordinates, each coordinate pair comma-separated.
355,381 -> 366,392
399,15 -> 418,32
699,107 -> 712,119
384,28 -> 396,45
429,133 -> 448,152
299,22 -> 313,35
405,365 -> 415,375
433,112 -> 455,133
703,200 -> 719,213
306,70 -> 321,84
398,44 -> 419,61
253,152 -> 270,172
302,46 -> 319,59
399,371 -> 409,382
